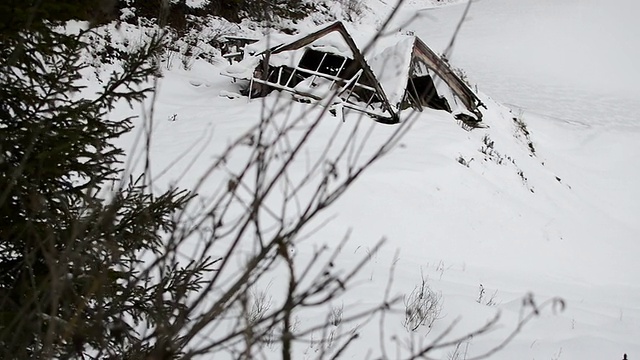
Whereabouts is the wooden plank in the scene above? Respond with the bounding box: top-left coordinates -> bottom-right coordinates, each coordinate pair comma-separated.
246,77 -> 395,122
413,37 -> 484,119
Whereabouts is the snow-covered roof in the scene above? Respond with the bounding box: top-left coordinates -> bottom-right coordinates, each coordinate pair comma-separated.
221,21 -> 484,122
369,36 -> 415,109
243,24 -> 354,60
369,35 -> 484,119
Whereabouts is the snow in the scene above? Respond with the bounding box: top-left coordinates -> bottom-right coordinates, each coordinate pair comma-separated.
303,31 -> 355,59
293,76 -> 334,99
390,0 -> 640,126
222,56 -> 260,79
109,1 -> 640,359
369,36 -> 414,109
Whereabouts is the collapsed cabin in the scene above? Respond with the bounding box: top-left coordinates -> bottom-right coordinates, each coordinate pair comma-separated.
221,22 -> 397,122
369,36 -> 484,122
221,22 -> 484,124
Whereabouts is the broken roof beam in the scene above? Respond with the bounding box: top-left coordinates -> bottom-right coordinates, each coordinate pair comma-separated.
413,38 -> 484,120
247,77 -> 393,121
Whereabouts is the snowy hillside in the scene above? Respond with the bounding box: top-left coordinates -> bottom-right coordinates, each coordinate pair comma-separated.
112,0 -> 640,358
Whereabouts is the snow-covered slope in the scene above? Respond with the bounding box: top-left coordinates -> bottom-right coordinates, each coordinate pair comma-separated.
112,0 -> 640,358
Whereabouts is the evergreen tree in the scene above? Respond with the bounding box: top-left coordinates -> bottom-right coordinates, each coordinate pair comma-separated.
0,1 -> 211,358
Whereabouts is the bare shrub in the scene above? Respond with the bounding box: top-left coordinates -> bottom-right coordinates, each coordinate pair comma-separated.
447,338 -> 471,360
477,284 -> 499,306
512,111 -> 536,155
330,304 -> 344,327
403,276 -> 443,332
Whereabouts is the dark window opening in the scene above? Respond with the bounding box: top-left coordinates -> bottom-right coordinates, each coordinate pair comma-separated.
405,75 -> 451,112
267,66 -> 305,87
244,50 -> 385,109
296,49 -> 382,105
345,87 -> 381,106
298,49 -> 354,78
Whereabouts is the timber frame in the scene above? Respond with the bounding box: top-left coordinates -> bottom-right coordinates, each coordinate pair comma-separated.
222,22 -> 398,123
221,21 -> 485,124
412,37 -> 485,121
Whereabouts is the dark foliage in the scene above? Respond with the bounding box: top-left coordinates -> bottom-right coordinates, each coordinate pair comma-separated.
120,0 -> 313,33
0,0 -> 118,35
0,1 -> 213,358
202,0 -> 312,22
